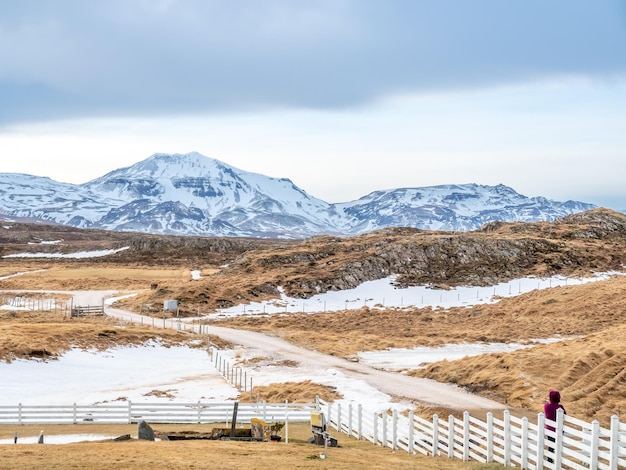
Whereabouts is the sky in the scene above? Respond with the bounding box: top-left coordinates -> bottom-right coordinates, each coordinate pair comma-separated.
1,1 -> 626,209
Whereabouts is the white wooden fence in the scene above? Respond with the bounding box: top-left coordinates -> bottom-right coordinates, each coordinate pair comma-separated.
2,397 -> 624,468
319,399 -> 626,470
0,401 -> 315,426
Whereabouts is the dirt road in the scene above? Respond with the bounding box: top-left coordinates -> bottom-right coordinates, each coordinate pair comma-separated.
2,287 -> 506,411
90,291 -> 507,412
205,325 -> 506,411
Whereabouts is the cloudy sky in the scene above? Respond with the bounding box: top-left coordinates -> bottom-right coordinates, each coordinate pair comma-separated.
1,1 -> 625,209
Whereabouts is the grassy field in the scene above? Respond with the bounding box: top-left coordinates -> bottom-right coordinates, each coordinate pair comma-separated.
0,265 -> 201,290
0,423 -> 503,470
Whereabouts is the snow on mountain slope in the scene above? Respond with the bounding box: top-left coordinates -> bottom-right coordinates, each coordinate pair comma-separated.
337,184 -> 596,233
0,152 -> 597,237
0,173 -> 124,227
80,152 -> 349,237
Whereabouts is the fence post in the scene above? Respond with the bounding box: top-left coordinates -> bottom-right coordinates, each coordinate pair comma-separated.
382,412 -> 388,448
348,403 -> 353,437
432,414 -> 439,457
589,420 -> 599,470
554,408 -> 564,470
358,404 -> 363,440
197,400 -> 202,424
337,403 -> 342,433
504,410 -> 511,467
73,403 -> 77,424
18,403 -> 22,425
373,412 -> 378,445
448,415 -> 455,458
463,411 -> 470,461
486,412 -> 493,462
128,401 -> 132,424
326,402 -> 332,429
392,409 -> 398,451
609,415 -> 619,470
521,416 -> 529,469
537,412 -> 545,467
408,410 -> 414,454
285,400 -> 289,444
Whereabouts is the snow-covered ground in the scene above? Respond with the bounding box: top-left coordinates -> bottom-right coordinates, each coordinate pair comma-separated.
2,247 -> 129,259
206,272 -> 617,316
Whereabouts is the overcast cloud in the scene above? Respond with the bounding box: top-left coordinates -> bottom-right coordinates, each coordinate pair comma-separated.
1,1 -> 625,209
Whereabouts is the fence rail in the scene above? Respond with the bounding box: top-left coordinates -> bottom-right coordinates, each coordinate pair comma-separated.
2,397 -> 625,468
319,399 -> 626,470
0,401 -> 316,426
70,305 -> 104,317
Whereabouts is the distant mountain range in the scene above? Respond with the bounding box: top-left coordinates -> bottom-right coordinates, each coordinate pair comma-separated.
0,152 -> 597,238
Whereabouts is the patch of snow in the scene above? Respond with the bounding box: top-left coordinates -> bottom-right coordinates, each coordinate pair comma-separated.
1,343 -> 239,406
204,272 -> 621,318
0,434 -> 116,445
0,269 -> 47,281
2,247 -> 129,259
357,338 -> 566,371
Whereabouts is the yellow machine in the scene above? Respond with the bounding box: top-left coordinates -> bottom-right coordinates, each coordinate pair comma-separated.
309,411 -> 337,447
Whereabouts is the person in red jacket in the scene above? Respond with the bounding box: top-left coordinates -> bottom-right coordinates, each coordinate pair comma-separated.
544,390 -> 566,462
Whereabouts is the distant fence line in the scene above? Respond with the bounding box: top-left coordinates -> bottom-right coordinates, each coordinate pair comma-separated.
0,295 -> 105,319
0,295 -> 71,314
319,399 -> 626,470
0,274 -> 612,319
209,275 -> 608,317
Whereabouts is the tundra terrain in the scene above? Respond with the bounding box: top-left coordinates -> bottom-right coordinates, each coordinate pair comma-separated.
1,208 -> 625,427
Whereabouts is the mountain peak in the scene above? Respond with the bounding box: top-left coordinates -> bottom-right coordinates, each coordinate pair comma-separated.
0,153 -> 598,238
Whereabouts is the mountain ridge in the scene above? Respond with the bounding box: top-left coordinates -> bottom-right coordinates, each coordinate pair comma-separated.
0,151 -> 597,238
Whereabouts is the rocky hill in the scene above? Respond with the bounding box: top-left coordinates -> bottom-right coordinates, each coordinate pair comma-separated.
3,208 -> 624,314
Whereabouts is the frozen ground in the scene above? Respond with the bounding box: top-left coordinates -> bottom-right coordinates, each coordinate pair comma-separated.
206,272 -> 617,317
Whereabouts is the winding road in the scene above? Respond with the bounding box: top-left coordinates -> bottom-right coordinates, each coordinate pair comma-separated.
7,288 -> 506,412
95,291 -> 506,412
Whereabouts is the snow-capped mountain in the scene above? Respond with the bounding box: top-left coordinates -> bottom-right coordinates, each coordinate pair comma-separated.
0,152 -> 597,238
337,184 -> 596,233
0,173 -> 125,227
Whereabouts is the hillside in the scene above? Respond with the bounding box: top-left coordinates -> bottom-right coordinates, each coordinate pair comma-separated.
0,208 -> 625,425
102,208 -> 626,314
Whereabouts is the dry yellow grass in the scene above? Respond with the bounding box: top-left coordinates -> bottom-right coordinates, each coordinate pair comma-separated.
241,380 -> 343,404
409,325 -> 626,426
0,423 -> 502,470
0,265 -> 196,290
0,311 -> 234,363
